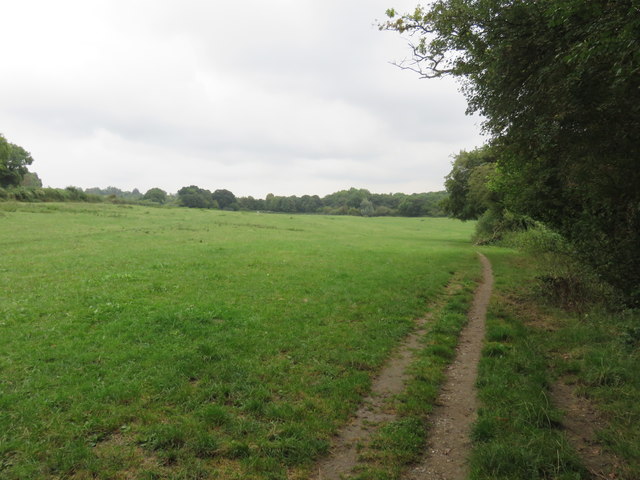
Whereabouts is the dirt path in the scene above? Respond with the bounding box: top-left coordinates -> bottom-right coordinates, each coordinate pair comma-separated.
314,254 -> 493,480
405,253 -> 492,480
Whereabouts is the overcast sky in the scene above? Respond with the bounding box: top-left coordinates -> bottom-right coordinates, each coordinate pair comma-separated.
1,0 -> 484,197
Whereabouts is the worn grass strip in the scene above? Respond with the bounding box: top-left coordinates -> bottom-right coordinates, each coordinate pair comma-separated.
313,286 -> 449,479
469,249 -> 586,480
545,306 -> 640,479
346,263 -> 481,480
314,273 -> 466,480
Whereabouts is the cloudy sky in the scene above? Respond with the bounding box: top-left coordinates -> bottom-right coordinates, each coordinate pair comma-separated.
1,0 -> 484,197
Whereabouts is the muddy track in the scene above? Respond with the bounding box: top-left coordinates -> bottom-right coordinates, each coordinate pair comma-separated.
405,253 -> 492,480
313,254 -> 493,480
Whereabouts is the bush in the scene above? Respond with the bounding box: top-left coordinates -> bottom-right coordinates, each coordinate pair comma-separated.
374,205 -> 395,216
504,226 -> 618,310
473,208 -> 532,245
65,186 -> 87,201
44,188 -> 67,202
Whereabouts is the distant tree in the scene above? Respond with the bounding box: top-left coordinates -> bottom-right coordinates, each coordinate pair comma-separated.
85,186 -> 141,200
442,147 -> 497,221
0,135 -> 34,187
398,196 -> 425,217
360,199 -> 375,217
278,196 -> 297,213
64,186 -> 87,201
237,195 -> 265,211
422,191 -> 448,217
143,187 -> 167,204
177,185 -> 213,208
299,195 -> 322,213
85,187 -> 108,196
323,188 -> 371,209
264,193 -> 276,211
20,172 -> 43,188
212,189 -> 237,210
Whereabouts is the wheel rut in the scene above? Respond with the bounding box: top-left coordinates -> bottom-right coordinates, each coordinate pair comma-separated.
313,254 -> 493,480
313,300 -> 436,479
405,253 -> 492,480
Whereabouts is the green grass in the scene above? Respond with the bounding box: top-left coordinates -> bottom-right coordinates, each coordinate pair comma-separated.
469,249 -> 585,480
470,248 -> 640,480
0,202 -> 477,479
546,309 -> 640,479
351,275 -> 478,480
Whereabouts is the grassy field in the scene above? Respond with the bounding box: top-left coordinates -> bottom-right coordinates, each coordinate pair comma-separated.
0,202 -> 478,479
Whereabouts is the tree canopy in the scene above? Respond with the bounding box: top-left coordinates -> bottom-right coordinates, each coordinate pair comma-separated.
0,134 -> 34,188
143,188 -> 168,204
383,0 -> 640,302
212,189 -> 237,210
442,146 -> 497,221
177,185 -> 214,209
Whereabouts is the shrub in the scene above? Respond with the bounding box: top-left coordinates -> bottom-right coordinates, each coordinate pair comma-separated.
473,208 -> 532,245
505,226 -> 618,310
42,188 -> 69,202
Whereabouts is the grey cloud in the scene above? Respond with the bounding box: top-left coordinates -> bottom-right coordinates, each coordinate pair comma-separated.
0,0 -> 483,197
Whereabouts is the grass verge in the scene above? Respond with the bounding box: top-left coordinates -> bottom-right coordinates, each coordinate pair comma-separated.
546,306 -> 640,479
470,248 -> 640,479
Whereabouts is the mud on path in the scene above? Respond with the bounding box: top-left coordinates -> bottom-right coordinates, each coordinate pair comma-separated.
313,254 -> 493,480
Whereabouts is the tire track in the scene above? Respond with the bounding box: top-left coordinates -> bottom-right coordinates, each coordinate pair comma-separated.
313,254 -> 492,479
313,306 -> 436,479
405,253 -> 492,480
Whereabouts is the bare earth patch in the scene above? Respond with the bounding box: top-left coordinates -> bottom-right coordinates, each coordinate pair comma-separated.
405,253 -> 492,480
91,432 -> 164,480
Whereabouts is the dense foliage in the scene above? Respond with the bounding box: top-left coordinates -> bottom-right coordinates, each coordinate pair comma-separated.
383,0 -> 640,302
20,172 -> 42,188
143,188 -> 168,204
443,147 -> 532,244
442,146 -> 497,221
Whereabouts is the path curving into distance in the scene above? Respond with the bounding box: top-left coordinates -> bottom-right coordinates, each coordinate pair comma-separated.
313,253 -> 493,480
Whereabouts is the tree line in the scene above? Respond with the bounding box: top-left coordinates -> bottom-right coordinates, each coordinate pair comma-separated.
1,181 -> 448,218
0,140 -> 448,217
174,185 -> 446,217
